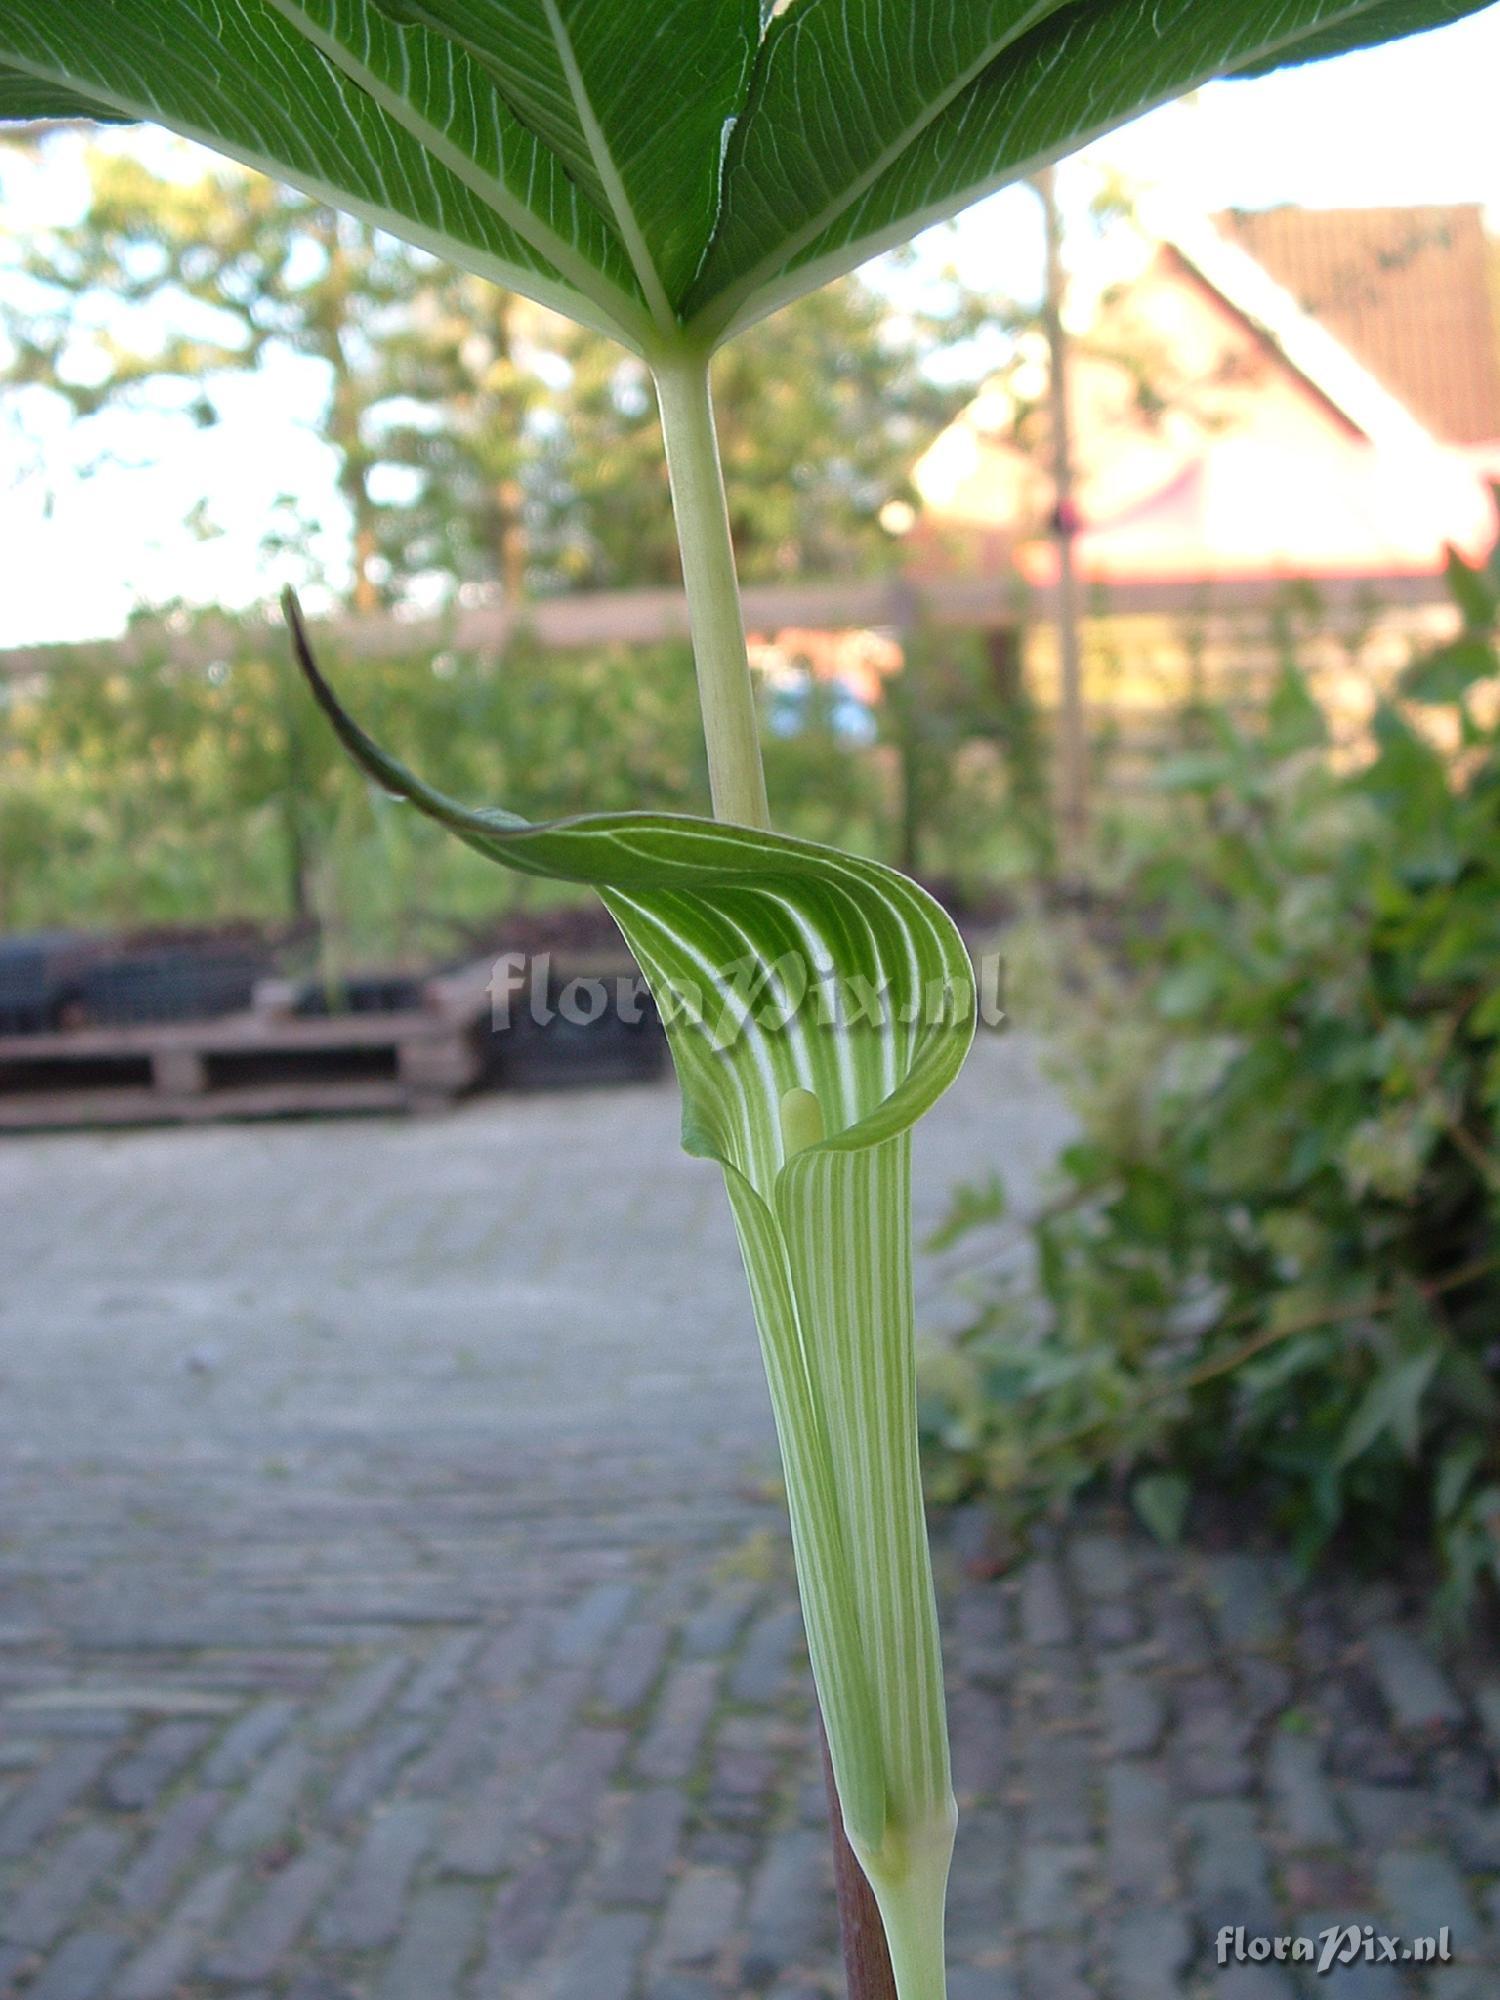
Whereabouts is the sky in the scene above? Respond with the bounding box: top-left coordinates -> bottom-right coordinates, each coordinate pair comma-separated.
2,6 -> 1499,650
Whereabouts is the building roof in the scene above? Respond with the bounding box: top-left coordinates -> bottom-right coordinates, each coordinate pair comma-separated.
1218,204 -> 1500,444
911,205 -> 1500,592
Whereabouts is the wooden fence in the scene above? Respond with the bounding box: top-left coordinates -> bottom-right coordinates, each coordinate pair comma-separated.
0,568 -> 1452,680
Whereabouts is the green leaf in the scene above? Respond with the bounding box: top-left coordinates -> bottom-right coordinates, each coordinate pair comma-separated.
0,0 -> 629,340
1335,1349 -> 1440,1467
1265,666 -> 1330,754
14,0 -> 1488,355
685,0 -> 1074,336
1155,750 -> 1235,792
1132,1470 -> 1190,1545
1154,961 -> 1219,1020
361,0 -> 762,320
261,0 -> 655,342
1400,636 -> 1497,704
1231,0 -> 1493,70
687,0 -> 1492,342
925,1171 -> 1007,1253
1443,541 -> 1500,630
284,595 -> 974,1977
0,62 -> 129,122
1435,1436 -> 1485,1520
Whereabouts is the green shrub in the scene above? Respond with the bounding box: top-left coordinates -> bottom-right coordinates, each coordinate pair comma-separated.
880,621 -> 1055,892
0,625 -> 709,954
921,527 -> 1500,1619
2,613 -> 1047,954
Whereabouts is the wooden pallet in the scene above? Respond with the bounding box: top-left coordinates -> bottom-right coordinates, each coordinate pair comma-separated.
0,959 -> 498,1132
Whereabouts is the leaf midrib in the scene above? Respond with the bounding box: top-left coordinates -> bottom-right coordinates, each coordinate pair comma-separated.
539,0 -> 677,333
266,0 -> 658,351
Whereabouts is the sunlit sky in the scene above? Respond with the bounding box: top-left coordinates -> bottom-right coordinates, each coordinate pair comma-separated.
2,7 -> 1498,649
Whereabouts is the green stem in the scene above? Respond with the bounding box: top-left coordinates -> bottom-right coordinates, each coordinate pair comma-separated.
655,355 -> 950,2000
879,1898 -> 950,2000
652,350 -> 770,830
857,1807 -> 956,2000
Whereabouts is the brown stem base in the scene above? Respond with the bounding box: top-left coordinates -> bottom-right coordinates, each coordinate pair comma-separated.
820,1721 -> 898,2000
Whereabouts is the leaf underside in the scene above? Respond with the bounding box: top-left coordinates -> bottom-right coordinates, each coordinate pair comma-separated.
0,63 -> 128,123
285,596 -> 976,1854
1,0 -> 1489,352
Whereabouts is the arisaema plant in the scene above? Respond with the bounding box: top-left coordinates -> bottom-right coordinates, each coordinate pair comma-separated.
4,3 -> 1489,1992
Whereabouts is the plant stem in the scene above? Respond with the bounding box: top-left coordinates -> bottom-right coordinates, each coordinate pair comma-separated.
652,351 -> 770,830
820,1723 -> 899,2000
656,356 -> 911,1999
864,1852 -> 954,2000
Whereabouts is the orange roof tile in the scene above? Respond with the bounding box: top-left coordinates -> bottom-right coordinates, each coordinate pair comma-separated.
912,233 -> 1498,589
1219,205 -> 1500,444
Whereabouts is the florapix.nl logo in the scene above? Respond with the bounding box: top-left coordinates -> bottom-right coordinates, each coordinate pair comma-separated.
488,947 -> 1006,1050
1217,1924 -> 1454,1975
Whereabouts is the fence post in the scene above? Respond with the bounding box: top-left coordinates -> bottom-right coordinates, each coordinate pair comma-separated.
1036,166 -> 1089,863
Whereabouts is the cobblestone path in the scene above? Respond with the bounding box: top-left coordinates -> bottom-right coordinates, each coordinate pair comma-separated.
2,1034 -> 1500,1998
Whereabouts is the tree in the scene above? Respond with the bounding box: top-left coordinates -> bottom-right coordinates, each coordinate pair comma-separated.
536,277 -> 982,589
0,137 -> 994,609
0,140 -> 433,611
360,276 -> 556,601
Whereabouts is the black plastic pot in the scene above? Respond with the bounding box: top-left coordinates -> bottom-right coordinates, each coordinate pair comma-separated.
0,933 -> 98,1034
489,968 -> 667,1089
291,974 -> 426,1018
74,947 -> 268,1027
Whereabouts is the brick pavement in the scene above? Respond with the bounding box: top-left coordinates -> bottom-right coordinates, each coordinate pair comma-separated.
2,1034 -> 1500,1996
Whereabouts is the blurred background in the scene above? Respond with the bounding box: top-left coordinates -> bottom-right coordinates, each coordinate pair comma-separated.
4,17 -> 1500,1998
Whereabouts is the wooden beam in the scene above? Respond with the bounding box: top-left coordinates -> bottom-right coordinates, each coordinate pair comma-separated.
0,569 -> 1450,679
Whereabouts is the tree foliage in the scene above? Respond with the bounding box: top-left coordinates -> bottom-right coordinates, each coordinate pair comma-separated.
0,141 -> 984,607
